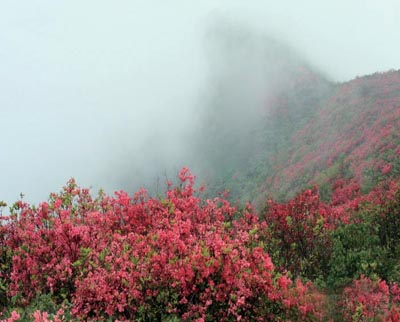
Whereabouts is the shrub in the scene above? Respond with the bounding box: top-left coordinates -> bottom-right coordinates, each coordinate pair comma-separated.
1,169 -> 326,321
264,187 -> 334,280
340,276 -> 400,321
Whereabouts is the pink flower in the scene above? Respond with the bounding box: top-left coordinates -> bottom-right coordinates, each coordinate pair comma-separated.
54,198 -> 62,209
381,164 -> 392,175
278,276 -> 292,290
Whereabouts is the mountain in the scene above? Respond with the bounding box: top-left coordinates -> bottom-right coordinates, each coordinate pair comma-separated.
265,70 -> 400,198
196,68 -> 400,208
3,52 -> 400,320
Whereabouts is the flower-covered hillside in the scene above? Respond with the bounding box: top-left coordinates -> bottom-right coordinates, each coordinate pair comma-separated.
224,70 -> 400,204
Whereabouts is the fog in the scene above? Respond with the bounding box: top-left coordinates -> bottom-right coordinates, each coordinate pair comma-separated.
1,1 -> 399,205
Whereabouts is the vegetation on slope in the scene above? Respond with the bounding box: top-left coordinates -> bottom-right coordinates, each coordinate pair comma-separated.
1,168 -> 400,321
202,69 -> 400,208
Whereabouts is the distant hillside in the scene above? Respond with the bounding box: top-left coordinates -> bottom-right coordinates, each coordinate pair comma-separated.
197,69 -> 400,207
266,70 -> 400,199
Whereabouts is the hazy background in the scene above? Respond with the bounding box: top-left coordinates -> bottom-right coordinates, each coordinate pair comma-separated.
1,0 -> 399,205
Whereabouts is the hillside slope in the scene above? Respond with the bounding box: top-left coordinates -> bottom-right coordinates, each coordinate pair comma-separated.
201,69 -> 400,206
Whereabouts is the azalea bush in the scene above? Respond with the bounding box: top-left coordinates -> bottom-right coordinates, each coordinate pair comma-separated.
2,167 -> 400,320
340,276 -> 400,321
0,293 -> 70,322
264,187 -> 335,281
0,168 -> 325,321
328,180 -> 400,289
0,201 -> 11,309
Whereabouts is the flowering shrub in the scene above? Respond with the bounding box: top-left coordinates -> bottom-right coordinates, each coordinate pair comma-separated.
327,179 -> 400,289
264,187 -> 334,280
0,311 -> 20,322
3,180 -> 101,305
340,276 -> 400,321
0,168 -> 325,321
0,309 -> 66,322
2,168 -> 400,321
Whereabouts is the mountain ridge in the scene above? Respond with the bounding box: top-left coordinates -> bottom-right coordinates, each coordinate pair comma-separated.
200,68 -> 400,207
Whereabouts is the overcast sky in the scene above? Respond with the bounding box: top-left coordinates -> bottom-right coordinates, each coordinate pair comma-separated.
1,1 -> 399,205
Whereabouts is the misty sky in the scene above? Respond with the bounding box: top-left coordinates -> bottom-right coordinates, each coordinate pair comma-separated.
1,1 -> 400,205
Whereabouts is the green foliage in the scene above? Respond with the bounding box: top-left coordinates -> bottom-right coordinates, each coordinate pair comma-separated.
264,188 -> 334,282
327,213 -> 384,289
328,192 -> 400,289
